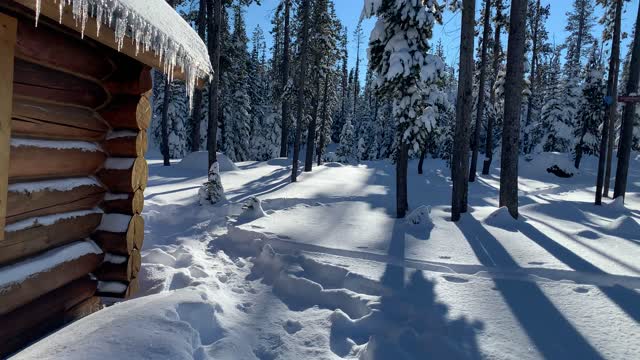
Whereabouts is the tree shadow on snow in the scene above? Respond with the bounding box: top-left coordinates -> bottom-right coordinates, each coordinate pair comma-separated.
330,223 -> 484,360
457,216 -> 607,359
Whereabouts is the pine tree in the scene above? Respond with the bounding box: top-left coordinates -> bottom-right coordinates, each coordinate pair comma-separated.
574,42 -> 606,168
336,116 -> 356,163
363,0 -> 444,218
564,0 -> 597,76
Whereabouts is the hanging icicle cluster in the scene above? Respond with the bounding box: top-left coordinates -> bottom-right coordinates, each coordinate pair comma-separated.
34,0 -> 213,109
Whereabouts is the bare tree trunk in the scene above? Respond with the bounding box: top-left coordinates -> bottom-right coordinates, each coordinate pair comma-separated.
470,0 -> 492,182
499,0 -> 528,219
418,147 -> 426,175
190,0 -> 207,152
305,66 -> 321,172
614,3 -> 640,200
451,0 -> 476,221
353,23 -> 362,116
161,77 -> 171,166
397,141 -> 409,218
291,0 -> 311,183
207,0 -> 222,168
482,8 -> 502,175
596,0 -> 623,204
524,0 -> 541,152
279,0 -> 291,158
317,72 -> 330,166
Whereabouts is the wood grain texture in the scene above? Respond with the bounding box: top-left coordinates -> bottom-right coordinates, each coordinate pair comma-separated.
7,183 -> 106,224
13,58 -> 109,109
1,212 -> 102,265
0,13 -> 17,241
92,214 -> 144,255
98,157 -> 148,193
12,97 -> 109,141
0,277 -> 97,357
103,130 -> 147,157
0,247 -> 103,315
9,144 -> 107,182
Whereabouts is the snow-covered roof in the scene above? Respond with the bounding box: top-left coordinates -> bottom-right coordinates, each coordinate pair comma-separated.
28,0 -> 212,103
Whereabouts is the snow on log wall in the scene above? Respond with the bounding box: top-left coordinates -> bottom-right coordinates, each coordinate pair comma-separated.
0,7 -> 151,355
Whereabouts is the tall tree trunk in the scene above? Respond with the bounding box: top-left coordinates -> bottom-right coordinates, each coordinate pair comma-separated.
469,0 -> 492,182
161,77 -> 171,166
291,0 -> 311,183
317,72 -> 330,166
482,9 -> 502,175
451,0 -> 476,221
596,0 -> 623,204
353,24 -> 361,116
524,0 -> 540,151
190,0 -> 207,152
418,146 -> 426,175
207,0 -> 222,169
279,0 -> 291,158
613,3 -> 640,200
397,141 -> 409,218
500,0 -> 528,219
305,65 -> 321,172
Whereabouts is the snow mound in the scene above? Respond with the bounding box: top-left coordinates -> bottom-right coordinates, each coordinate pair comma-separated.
177,151 -> 239,172
235,197 -> 267,223
405,205 -> 433,226
609,197 -> 626,210
525,152 -> 578,178
14,289 -> 223,359
483,207 -> 520,230
606,215 -> 640,238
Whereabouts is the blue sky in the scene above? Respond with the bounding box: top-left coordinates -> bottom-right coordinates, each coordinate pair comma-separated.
245,1 -> 638,83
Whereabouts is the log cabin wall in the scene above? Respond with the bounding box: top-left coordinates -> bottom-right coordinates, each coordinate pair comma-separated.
0,6 -> 151,356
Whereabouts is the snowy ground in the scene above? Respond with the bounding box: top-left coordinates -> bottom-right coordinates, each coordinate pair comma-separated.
15,151 -> 640,359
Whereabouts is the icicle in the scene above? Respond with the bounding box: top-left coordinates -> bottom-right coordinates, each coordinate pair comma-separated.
35,0 -> 41,26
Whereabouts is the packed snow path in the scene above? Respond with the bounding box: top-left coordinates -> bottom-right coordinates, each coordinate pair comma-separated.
15,152 -> 640,359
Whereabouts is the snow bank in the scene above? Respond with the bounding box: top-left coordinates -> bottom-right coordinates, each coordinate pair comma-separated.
177,151 -> 239,172
524,152 -> 578,178
8,177 -> 100,194
405,205 -> 433,226
0,240 -> 102,289
483,207 -> 520,230
5,209 -> 103,233
607,215 -> 640,237
14,288 -> 224,359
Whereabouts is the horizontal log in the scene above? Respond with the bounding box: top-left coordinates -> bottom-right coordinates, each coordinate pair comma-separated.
97,157 -> 148,193
9,140 -> 107,182
99,94 -> 151,130
102,130 -> 147,157
1,211 -> 102,266
0,277 -> 97,357
64,295 -> 102,322
11,97 -> 109,141
103,65 -> 152,96
92,214 -> 144,255
96,277 -> 139,299
13,58 -> 109,109
15,20 -> 115,80
7,182 -> 106,224
100,190 -> 144,215
94,249 -> 141,282
0,242 -> 103,315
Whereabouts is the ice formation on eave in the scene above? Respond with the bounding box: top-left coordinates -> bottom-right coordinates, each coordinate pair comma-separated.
34,0 -> 212,108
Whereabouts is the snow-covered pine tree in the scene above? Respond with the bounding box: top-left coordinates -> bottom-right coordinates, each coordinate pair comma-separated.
363,0 -> 444,218
574,42 -> 606,168
151,70 -> 190,159
222,4 -> 253,162
336,115 -> 356,163
538,47 -> 574,153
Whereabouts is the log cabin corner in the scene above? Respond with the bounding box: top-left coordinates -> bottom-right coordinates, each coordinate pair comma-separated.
0,0 -> 212,355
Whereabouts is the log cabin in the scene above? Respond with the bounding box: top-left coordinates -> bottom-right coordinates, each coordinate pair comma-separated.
0,0 -> 212,355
